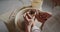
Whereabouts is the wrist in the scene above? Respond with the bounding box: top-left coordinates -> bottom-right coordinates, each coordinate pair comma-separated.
27,25 -> 31,29
27,26 -> 31,32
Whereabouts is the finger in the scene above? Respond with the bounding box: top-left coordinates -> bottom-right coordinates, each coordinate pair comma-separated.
32,16 -> 35,20
36,10 -> 39,14
24,14 -> 29,25
26,12 -> 32,19
23,13 -> 26,17
23,13 -> 27,20
35,12 -> 36,15
23,13 -> 29,21
25,16 -> 30,21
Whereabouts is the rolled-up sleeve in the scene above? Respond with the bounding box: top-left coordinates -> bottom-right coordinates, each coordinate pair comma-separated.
32,26 -> 41,32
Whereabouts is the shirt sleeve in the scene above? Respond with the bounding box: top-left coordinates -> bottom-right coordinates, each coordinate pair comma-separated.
32,25 -> 41,32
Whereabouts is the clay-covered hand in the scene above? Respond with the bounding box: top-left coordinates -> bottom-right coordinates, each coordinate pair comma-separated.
24,12 -> 35,27
24,12 -> 35,32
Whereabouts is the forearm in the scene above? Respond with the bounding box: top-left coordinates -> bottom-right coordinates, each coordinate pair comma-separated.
25,24 -> 31,32
27,26 -> 31,32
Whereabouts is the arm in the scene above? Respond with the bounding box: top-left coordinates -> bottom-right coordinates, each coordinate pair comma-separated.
24,12 -> 41,32
24,12 -> 35,32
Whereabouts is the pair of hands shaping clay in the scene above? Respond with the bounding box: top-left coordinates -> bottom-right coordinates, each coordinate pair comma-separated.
15,8 -> 52,32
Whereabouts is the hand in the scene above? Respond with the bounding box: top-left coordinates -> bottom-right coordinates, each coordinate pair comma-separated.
35,11 -> 51,30
24,12 -> 35,32
35,11 -> 51,23
24,12 -> 35,27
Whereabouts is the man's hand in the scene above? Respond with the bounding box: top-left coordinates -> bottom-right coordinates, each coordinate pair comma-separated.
24,12 -> 35,27
24,12 -> 35,32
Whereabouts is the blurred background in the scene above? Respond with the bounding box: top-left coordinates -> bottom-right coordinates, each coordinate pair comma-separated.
0,0 -> 53,15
